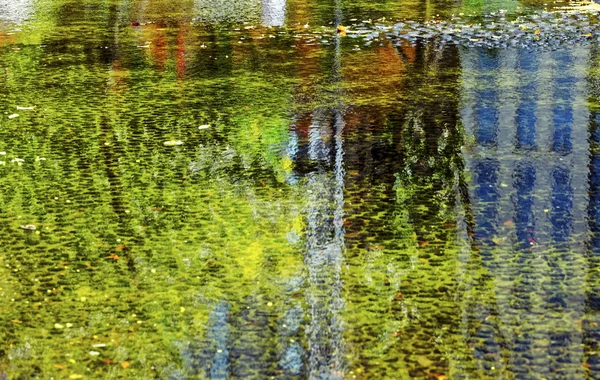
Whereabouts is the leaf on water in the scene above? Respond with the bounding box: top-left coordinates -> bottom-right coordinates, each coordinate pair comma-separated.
503,220 -> 514,226
427,374 -> 448,380
121,361 -> 131,368
163,140 -> 183,146
417,356 -> 434,367
199,125 -> 211,130
492,237 -> 505,245
337,25 -> 347,36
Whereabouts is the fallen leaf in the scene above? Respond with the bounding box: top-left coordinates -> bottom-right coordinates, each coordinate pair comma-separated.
101,359 -> 115,364
11,319 -> 22,324
419,241 -> 429,247
114,245 -> 127,251
19,225 -> 36,230
427,374 -> 448,380
534,29 -> 540,35
503,220 -> 514,226
492,237 -> 505,245
417,356 -> 434,367
69,375 -> 84,379
107,254 -> 120,261
121,361 -> 131,368
53,364 -> 66,369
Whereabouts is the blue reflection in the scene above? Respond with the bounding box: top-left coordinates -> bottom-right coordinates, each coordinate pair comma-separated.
209,302 -> 231,379
512,163 -> 536,250
474,49 -> 500,146
552,50 -> 575,155
516,50 -> 539,150
473,159 -> 500,253
550,166 -> 573,245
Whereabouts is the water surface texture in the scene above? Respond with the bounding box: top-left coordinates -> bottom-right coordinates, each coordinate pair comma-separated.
2,0 -> 600,378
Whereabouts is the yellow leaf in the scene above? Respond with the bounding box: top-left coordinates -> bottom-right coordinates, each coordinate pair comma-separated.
121,361 -> 131,369
417,356 -> 433,367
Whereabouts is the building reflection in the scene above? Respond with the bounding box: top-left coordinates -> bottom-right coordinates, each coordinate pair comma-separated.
461,45 -> 590,378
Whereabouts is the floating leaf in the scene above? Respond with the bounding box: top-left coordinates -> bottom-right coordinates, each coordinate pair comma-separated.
417,356 -> 434,367
428,374 -> 448,380
492,237 -> 505,245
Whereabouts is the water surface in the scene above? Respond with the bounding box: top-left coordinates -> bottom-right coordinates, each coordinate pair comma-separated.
1,0 -> 600,378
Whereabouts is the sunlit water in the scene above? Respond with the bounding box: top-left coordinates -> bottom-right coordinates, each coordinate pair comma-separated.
1,0 -> 600,378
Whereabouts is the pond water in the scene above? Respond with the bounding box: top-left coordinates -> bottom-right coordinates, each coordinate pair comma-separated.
2,0 -> 600,378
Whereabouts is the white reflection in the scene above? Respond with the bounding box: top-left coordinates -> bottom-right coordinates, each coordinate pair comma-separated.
0,0 -> 32,24
261,0 -> 285,27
